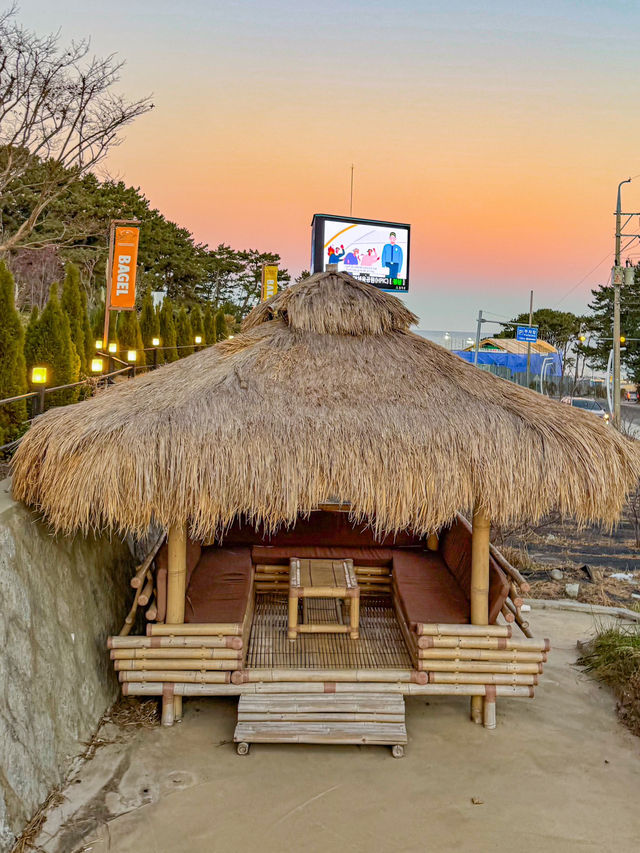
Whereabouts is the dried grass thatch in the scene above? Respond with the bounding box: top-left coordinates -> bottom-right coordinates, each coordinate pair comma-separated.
11,271 -> 640,539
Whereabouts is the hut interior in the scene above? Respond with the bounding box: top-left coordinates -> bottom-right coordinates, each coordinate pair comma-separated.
110,508 -> 547,750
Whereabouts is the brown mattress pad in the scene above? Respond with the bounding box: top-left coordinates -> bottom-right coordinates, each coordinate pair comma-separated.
185,546 -> 252,624
393,551 -> 470,626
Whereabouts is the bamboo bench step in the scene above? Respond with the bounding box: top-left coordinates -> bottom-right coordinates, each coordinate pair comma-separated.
234,692 -> 407,747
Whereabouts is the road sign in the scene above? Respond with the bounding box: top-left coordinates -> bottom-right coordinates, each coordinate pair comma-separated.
516,325 -> 539,343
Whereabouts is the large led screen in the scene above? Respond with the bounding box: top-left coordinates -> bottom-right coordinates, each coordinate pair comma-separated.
311,215 -> 410,292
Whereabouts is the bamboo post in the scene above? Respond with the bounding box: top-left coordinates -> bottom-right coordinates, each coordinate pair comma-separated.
470,503 -> 490,725
165,523 -> 187,723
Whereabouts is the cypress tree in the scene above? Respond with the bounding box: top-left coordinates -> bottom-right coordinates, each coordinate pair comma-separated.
61,263 -> 86,373
175,306 -> 193,357
0,262 -> 27,443
81,289 -> 93,368
116,311 -> 146,366
139,290 -> 159,349
203,303 -> 215,345
214,309 -> 228,342
28,284 -> 80,408
24,305 -> 40,375
159,299 -> 178,363
190,305 -> 204,344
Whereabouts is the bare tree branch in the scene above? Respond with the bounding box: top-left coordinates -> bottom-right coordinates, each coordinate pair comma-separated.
0,7 -> 153,252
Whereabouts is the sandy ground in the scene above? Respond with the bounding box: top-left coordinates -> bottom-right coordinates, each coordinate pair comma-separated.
33,609 -> 640,853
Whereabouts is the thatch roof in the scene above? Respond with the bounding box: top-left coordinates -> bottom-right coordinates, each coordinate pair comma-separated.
11,271 -> 640,539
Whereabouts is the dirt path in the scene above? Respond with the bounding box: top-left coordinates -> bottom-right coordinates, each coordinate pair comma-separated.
30,609 -> 640,853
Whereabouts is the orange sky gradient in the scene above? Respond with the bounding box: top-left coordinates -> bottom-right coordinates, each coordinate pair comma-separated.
19,0 -> 640,328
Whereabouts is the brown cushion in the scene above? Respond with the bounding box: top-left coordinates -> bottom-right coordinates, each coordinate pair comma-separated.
439,516 -> 509,624
393,551 -> 470,625
222,511 -> 425,548
251,545 -> 395,567
185,547 -> 252,624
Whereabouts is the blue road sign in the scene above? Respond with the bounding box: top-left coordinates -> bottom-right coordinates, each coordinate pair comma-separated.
516,325 -> 539,343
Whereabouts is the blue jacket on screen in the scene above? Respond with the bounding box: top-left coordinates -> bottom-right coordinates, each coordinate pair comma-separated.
381,243 -> 403,273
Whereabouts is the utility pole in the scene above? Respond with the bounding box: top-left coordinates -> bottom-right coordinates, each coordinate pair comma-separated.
613,178 -> 631,429
473,310 -> 483,366
525,290 -> 533,389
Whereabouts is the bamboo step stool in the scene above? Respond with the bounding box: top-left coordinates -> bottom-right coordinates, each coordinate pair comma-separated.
234,692 -> 407,757
288,558 -> 360,640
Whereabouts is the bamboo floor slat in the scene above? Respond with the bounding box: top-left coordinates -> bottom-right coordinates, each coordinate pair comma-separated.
247,594 -> 412,670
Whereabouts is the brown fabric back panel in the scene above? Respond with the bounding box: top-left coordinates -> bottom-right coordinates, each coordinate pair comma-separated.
185,547 -> 252,624
439,516 -> 509,624
221,511 -> 425,548
392,551 -> 470,625
251,545 -> 396,567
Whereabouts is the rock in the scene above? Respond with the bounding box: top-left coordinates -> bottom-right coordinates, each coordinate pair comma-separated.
550,569 -> 564,581
565,582 -> 580,599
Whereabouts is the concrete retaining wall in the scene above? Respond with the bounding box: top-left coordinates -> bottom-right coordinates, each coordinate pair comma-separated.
0,479 -> 134,852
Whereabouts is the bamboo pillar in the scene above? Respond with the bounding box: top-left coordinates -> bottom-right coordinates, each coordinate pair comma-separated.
164,523 -> 187,724
470,504 -> 490,725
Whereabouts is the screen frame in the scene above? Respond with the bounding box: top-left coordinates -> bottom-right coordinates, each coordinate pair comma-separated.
311,213 -> 411,293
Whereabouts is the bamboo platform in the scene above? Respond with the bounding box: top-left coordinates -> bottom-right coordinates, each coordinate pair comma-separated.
246,594 -> 412,671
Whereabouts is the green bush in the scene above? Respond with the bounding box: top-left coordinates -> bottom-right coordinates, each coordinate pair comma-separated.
0,262 -> 27,443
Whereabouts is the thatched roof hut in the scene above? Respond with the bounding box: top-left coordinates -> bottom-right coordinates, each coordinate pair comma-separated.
11,271 -> 640,539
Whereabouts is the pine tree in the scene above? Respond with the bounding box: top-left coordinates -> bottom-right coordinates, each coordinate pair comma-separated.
203,303 -> 215,345
190,305 -> 204,345
61,263 -> 86,373
27,284 -> 80,408
175,306 -> 193,357
159,299 -> 178,362
214,309 -> 228,342
0,262 -> 27,443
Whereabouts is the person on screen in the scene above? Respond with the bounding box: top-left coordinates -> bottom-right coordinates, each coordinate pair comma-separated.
381,232 -> 403,279
360,248 -> 380,267
343,248 -> 360,265
327,245 -> 345,265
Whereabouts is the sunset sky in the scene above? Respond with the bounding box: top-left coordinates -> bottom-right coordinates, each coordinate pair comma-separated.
18,0 -> 640,329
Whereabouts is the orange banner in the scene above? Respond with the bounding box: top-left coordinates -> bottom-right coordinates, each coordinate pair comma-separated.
109,226 -> 140,310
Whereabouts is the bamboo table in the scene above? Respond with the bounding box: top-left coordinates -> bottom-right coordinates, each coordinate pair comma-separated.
288,558 -> 360,640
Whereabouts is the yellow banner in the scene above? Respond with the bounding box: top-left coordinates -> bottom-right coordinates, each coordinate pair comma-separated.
261,265 -> 278,301
110,226 -> 140,310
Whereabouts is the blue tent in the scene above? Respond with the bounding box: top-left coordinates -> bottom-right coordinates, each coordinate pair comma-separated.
453,350 -> 563,377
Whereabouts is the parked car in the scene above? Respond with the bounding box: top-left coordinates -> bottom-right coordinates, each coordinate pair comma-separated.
623,389 -> 638,403
562,397 -> 610,423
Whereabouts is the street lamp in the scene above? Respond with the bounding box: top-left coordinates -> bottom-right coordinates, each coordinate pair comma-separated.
126,350 -> 137,363
95,338 -> 103,350
108,342 -> 117,354
91,358 -> 104,374
152,337 -> 160,347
